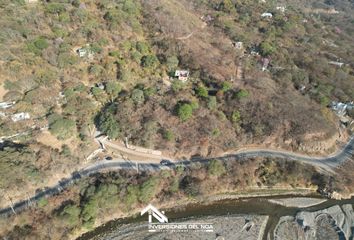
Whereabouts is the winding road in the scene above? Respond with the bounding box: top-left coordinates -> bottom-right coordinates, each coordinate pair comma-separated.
0,136 -> 353,218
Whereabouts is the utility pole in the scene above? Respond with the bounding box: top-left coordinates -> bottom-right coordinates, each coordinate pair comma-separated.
9,196 -> 16,215
25,192 -> 32,208
125,137 -> 129,148
1,190 -> 16,215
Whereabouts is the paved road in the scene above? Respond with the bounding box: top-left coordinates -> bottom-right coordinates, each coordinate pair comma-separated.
0,136 -> 353,218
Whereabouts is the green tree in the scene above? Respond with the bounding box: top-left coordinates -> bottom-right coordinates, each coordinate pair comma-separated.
33,37 -> 49,50
172,80 -> 186,93
136,41 -> 149,55
91,87 -> 106,102
169,178 -> 179,193
123,0 -> 140,15
89,64 -> 104,77
166,56 -> 179,72
27,37 -> 49,55
208,160 -> 226,176
141,55 -> 159,68
235,89 -> 249,99
163,129 -> 174,141
37,198 -> 48,208
319,94 -> 330,106
143,87 -> 156,98
105,82 -> 122,101
259,41 -> 275,56
190,100 -> 199,110
125,185 -> 139,208
139,177 -> 159,203
59,12 -> 70,23
231,110 -> 241,123
58,53 -> 78,68
60,204 -> 81,227
207,96 -> 217,110
131,89 -> 145,104
221,0 -> 236,14
104,9 -> 124,29
97,110 -> 120,139
195,85 -> 209,98
221,81 -> 232,92
177,103 -> 193,121
49,117 -> 76,140
45,3 -> 65,14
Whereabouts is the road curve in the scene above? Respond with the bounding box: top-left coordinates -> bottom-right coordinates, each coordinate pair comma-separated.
0,136 -> 353,218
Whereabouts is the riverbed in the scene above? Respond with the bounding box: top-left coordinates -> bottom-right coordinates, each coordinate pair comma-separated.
77,195 -> 354,240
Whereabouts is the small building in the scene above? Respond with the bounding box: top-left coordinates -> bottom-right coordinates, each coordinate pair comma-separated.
96,82 -> 105,90
331,101 -> 354,116
201,15 -> 214,24
276,6 -> 286,13
299,85 -> 306,92
261,57 -> 270,71
11,112 -> 30,122
261,13 -> 273,18
77,45 -> 93,58
0,101 -> 15,109
329,61 -> 344,68
232,41 -> 243,49
174,70 -> 190,82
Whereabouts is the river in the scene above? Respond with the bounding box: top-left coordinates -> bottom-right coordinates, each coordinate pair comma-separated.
77,194 -> 354,240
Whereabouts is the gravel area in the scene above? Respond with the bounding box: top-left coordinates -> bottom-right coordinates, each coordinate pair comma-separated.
274,204 -> 354,240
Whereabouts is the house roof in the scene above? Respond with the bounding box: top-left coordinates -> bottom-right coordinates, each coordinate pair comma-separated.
261,13 -> 273,17
175,70 -> 189,77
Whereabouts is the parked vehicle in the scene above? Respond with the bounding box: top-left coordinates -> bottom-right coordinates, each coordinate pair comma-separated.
160,159 -> 172,166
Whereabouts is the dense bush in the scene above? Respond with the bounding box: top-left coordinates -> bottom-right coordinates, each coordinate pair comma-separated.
177,103 -> 193,121
96,107 -> 120,139
208,159 -> 226,176
49,116 -> 77,140
27,37 -> 49,55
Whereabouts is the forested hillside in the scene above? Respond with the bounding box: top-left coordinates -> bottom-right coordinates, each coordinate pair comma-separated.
0,0 -> 353,239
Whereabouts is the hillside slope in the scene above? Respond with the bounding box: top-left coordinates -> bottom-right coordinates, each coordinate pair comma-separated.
0,0 -> 353,206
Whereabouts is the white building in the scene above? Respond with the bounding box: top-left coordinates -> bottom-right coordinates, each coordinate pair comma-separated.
261,13 -> 273,18
329,61 -> 344,68
331,101 -> 354,116
0,101 -> 15,109
233,41 -> 243,49
261,58 -> 270,71
175,70 -> 190,82
11,112 -> 30,122
77,45 -> 93,58
96,83 -> 105,90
